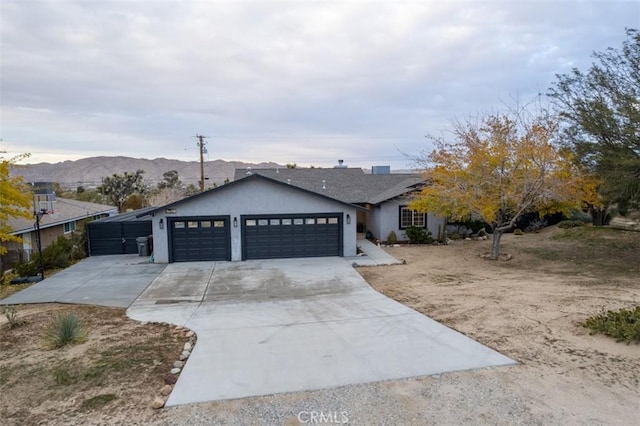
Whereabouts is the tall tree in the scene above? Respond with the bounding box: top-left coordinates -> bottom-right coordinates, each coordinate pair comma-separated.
411,109 -> 592,260
0,153 -> 33,255
548,28 -> 640,224
98,170 -> 147,213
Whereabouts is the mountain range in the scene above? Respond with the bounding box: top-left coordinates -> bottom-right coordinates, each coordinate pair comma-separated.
11,156 -> 284,189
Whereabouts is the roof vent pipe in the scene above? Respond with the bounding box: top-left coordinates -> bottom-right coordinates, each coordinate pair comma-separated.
334,159 -> 348,169
322,180 -> 326,189
287,179 -> 291,185
246,167 -> 252,175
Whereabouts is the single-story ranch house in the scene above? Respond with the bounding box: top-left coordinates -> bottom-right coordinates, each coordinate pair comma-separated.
1,198 -> 118,270
143,166 -> 445,263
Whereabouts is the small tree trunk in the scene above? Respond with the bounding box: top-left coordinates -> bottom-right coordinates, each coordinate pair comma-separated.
490,230 -> 503,260
589,205 -> 609,226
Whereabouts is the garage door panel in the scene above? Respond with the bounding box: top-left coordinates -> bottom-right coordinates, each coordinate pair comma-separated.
243,214 -> 342,260
170,217 -> 230,262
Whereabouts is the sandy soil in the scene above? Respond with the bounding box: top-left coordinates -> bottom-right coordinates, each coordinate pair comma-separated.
0,305 -> 188,425
356,229 -> 640,424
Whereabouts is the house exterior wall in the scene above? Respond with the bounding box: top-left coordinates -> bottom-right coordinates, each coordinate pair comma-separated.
1,225 -> 66,271
151,179 -> 358,263
367,205 -> 383,240
371,198 -> 446,242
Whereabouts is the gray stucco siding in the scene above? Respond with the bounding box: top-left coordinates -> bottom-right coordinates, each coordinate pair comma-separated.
151,179 -> 357,262
372,198 -> 446,242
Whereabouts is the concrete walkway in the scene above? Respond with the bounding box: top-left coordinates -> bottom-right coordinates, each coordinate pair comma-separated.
347,238 -> 403,266
0,255 -> 166,308
127,257 -> 515,406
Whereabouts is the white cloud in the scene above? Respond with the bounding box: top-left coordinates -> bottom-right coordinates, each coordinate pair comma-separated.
1,0 -> 638,168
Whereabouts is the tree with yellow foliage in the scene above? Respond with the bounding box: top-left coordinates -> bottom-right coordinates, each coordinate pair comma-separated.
410,109 -> 597,260
0,153 -> 33,255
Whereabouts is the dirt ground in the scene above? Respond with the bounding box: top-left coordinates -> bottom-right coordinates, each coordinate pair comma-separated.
0,305 -> 188,425
1,225 -> 638,425
356,226 -> 640,424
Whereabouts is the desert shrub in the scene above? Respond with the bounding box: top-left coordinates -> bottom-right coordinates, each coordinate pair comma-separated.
558,220 -> 586,229
405,226 -> 434,244
44,313 -> 88,348
584,306 -> 640,344
52,365 -> 78,385
43,236 -> 74,269
386,231 -> 397,244
69,220 -> 90,260
463,218 -> 489,234
513,228 -> 524,235
3,305 -> 24,329
568,209 -> 593,223
14,260 -> 39,277
525,219 -> 548,233
1,271 -> 18,286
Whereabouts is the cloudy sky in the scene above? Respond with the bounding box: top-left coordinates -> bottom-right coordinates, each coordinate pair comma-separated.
1,0 -> 638,169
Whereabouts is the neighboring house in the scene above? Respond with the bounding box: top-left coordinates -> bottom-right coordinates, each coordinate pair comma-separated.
1,198 -> 118,270
142,166 -> 445,264
233,166 -> 446,243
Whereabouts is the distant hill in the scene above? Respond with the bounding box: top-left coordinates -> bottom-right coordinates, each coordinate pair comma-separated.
11,156 -> 284,189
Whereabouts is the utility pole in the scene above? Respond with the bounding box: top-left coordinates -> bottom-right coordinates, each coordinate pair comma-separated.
195,134 -> 208,192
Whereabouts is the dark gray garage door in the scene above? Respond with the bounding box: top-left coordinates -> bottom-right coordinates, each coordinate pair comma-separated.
170,217 -> 231,262
242,214 -> 342,260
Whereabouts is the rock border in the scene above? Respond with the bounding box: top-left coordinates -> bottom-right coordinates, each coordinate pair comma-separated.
144,323 -> 197,409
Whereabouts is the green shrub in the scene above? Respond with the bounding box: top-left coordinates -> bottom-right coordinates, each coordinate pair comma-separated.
405,226 -> 434,244
1,271 -> 18,286
463,219 -> 489,234
525,219 -> 548,233
386,231 -> 397,244
14,235 -> 86,277
584,306 -> 640,344
14,261 -> 39,277
3,305 -> 24,329
44,313 -> 88,349
568,209 -> 592,223
558,220 -> 586,229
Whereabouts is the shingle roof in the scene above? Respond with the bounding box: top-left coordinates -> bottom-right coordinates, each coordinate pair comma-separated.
142,173 -> 366,217
8,198 -> 118,235
232,168 -> 424,204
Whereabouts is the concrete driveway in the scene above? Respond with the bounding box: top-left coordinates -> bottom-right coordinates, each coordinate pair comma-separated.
127,258 -> 515,406
0,255 -> 166,307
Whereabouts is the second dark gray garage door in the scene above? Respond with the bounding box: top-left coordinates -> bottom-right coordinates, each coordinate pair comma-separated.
242,214 -> 342,260
170,217 -> 231,262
